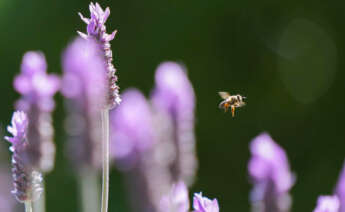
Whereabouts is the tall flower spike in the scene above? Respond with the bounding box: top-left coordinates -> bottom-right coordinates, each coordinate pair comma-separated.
193,192 -> 219,212
248,132 -> 295,212
111,89 -> 171,212
0,131 -> 17,212
313,195 -> 340,212
78,2 -> 120,109
160,181 -> 190,212
151,62 -> 197,186
13,51 -> 59,173
4,111 -> 43,203
0,166 -> 16,212
335,161 -> 345,212
62,37 -> 107,170
110,89 -> 154,170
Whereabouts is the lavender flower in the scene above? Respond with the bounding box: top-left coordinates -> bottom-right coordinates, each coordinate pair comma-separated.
4,111 -> 43,203
78,2 -> 120,109
313,195 -> 340,212
110,89 -> 154,169
0,166 -> 17,212
248,132 -> 295,212
111,89 -> 167,212
335,161 -> 345,212
151,62 -> 197,186
193,193 -> 219,212
62,37 -> 107,170
14,51 -> 59,112
160,181 -> 190,212
13,51 -> 59,173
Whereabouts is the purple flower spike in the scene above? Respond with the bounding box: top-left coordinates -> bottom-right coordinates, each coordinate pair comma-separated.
14,51 -> 59,112
160,181 -> 190,212
78,2 -> 120,109
5,111 -> 43,203
313,195 -> 340,212
248,132 -> 295,212
193,193 -> 219,212
151,62 -> 197,186
0,167 -> 16,212
13,51 -> 59,173
110,89 -> 154,170
335,161 -> 345,212
62,37 -> 107,170
111,89 -> 171,212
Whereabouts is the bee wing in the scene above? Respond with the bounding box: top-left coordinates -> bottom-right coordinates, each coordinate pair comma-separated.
239,101 -> 246,107
218,91 -> 230,99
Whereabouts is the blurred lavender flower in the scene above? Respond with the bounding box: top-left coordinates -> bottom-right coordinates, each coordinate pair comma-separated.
14,51 -> 59,112
111,89 -> 154,170
4,111 -> 43,203
248,132 -> 295,212
13,51 -> 59,173
62,37 -> 107,170
151,62 -> 197,186
78,2 -> 120,109
160,181 -> 190,212
193,193 -> 219,212
313,195 -> 340,212
335,161 -> 345,212
111,89 -> 168,212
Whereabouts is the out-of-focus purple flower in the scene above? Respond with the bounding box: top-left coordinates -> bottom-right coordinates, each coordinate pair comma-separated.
160,181 -> 190,212
62,37 -> 107,170
111,89 -> 179,212
78,2 -> 120,109
313,195 -> 340,212
14,51 -> 59,112
248,132 -> 295,212
335,161 -> 345,212
110,89 -> 154,170
151,62 -> 197,186
193,192 -> 219,212
111,89 -> 161,212
4,111 -> 43,203
13,51 -> 59,173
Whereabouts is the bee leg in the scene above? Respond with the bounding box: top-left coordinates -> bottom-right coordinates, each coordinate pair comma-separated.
231,106 -> 235,117
223,103 -> 229,113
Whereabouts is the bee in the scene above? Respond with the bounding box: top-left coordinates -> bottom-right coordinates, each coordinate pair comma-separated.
218,91 -> 246,117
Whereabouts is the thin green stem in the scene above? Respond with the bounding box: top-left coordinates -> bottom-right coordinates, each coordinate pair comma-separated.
101,109 -> 110,212
25,201 -> 33,212
79,169 -> 101,212
34,180 -> 45,212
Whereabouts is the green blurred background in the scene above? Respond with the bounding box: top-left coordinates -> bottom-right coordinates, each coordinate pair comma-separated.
1,0 -> 345,211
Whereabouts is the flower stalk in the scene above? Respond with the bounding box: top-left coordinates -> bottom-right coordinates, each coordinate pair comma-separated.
25,201 -> 33,212
79,169 -> 100,212
78,4 -> 121,212
101,109 -> 110,212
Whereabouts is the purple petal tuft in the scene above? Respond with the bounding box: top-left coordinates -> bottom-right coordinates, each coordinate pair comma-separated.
193,192 -> 219,212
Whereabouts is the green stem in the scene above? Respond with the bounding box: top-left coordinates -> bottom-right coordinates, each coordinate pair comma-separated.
101,109 -> 110,212
34,180 -> 45,212
25,201 -> 33,212
79,169 -> 101,212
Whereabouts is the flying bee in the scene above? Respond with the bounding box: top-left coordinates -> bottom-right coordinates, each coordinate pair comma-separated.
218,91 -> 246,117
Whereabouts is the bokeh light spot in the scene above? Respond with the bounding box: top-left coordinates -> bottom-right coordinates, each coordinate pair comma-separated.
277,18 -> 337,104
